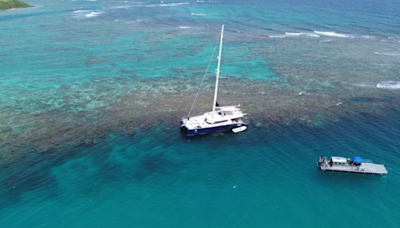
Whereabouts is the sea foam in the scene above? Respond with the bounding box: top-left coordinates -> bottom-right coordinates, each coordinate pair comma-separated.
314,31 -> 353,38
268,35 -> 286,38
377,81 -> 400,89
72,10 -> 104,19
191,12 -> 209,16
85,11 -> 103,18
388,37 -> 400,43
285,32 -> 320,38
375,52 -> 400,56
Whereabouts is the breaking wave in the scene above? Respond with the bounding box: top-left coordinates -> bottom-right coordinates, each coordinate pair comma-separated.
85,11 -> 103,18
191,12 -> 209,16
285,32 -> 320,38
268,35 -> 286,38
314,31 -> 353,38
377,81 -> 400,89
270,31 -> 355,39
72,10 -> 104,19
388,37 -> 400,43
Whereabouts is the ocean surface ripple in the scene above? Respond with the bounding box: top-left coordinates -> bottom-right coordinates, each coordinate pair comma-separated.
1,0 -> 400,227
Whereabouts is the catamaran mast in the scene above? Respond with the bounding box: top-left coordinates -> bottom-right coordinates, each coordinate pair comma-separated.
212,24 -> 224,112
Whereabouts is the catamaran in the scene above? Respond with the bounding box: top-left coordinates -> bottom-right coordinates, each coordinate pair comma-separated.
180,25 -> 247,136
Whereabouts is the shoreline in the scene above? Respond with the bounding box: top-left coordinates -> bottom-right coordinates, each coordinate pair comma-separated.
0,0 -> 32,11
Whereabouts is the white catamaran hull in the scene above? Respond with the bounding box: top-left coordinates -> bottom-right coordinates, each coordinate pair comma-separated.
181,121 -> 247,136
180,25 -> 248,136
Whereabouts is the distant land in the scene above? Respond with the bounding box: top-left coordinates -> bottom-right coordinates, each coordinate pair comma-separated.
0,0 -> 31,10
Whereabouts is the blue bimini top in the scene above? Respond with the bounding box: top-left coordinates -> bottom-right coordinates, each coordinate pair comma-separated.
351,156 -> 363,163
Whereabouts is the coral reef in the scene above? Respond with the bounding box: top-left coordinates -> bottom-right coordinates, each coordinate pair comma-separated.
1,74 -> 399,165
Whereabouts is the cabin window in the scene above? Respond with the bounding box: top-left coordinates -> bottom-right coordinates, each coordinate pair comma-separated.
214,120 -> 228,124
204,118 -> 227,125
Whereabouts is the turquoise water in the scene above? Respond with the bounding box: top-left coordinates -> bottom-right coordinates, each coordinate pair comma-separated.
1,0 -> 400,227
1,111 -> 400,227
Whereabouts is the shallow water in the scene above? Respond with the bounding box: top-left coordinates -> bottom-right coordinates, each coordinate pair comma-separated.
1,0 -> 400,227
1,0 -> 400,156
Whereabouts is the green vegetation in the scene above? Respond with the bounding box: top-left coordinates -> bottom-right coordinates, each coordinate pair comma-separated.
0,0 -> 31,10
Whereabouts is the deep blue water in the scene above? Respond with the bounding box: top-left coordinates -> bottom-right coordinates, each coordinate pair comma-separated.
1,0 -> 400,227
